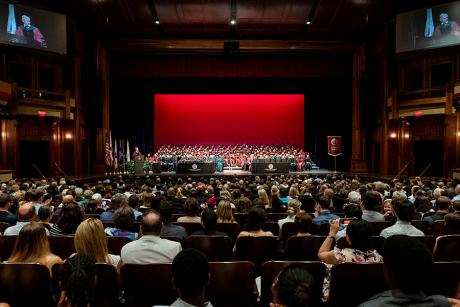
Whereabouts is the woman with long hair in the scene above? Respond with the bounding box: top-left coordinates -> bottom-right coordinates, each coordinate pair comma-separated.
216,200 -> 236,223
50,202 -> 84,236
271,265 -> 314,307
75,218 -> 120,267
258,188 -> 270,209
177,197 -> 201,223
6,222 -> 63,272
238,207 -> 273,238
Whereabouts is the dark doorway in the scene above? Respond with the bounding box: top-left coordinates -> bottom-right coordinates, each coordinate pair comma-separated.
19,141 -> 50,177
413,141 -> 443,176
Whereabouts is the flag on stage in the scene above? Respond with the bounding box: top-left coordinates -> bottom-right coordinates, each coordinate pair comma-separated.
126,139 -> 131,162
105,132 -> 113,168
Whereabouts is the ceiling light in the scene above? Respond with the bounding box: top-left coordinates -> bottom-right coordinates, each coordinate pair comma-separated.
306,21 -> 311,25
155,20 -> 160,25
230,19 -> 236,25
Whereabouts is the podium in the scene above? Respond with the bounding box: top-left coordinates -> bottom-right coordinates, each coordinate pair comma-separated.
134,155 -> 144,175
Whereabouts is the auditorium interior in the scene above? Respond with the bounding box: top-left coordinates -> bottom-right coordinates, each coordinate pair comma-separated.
0,0 -> 460,306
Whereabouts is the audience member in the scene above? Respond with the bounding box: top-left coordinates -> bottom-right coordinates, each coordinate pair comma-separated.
104,207 -> 137,240
6,222 -> 62,272
50,202 -> 84,236
359,235 -> 459,306
75,218 -> 120,267
380,200 -> 424,238
361,192 -> 385,222
159,200 -> 188,241
100,193 -> 127,221
127,194 -> 143,221
278,199 -> 302,235
4,202 -> 47,235
270,265 -> 314,307
38,205 -> 54,230
294,212 -> 312,237
216,200 -> 236,223
177,197 -> 201,223
119,210 -> 181,266
423,195 -> 451,224
312,196 -> 340,225
238,207 -> 273,238
0,194 -> 17,226
191,208 -> 230,238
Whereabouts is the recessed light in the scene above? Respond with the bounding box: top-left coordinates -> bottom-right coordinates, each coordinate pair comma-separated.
155,20 -> 160,25
306,21 -> 311,25
230,19 -> 236,25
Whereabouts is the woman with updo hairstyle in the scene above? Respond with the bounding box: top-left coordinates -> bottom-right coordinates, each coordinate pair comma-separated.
57,254 -> 96,307
270,265 -> 314,307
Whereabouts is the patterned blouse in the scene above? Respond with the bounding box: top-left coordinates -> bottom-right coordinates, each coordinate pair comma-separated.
322,247 -> 383,302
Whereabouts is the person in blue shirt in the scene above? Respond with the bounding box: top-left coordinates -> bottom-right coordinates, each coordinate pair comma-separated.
312,196 -> 340,225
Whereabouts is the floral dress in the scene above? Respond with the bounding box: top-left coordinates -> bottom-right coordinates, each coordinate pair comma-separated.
322,247 -> 383,302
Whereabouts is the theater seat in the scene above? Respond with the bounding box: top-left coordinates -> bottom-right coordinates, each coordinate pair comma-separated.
285,236 -> 328,261
0,263 -> 54,306
329,263 -> 386,307
411,220 -> 429,234
107,236 -> 131,255
215,222 -> 241,241
266,213 -> 287,222
83,214 -> 101,220
280,222 -> 297,239
0,235 -> 17,261
173,222 -> 203,235
430,220 -> 445,237
260,261 -> 326,306
369,221 -> 394,236
0,222 -> 11,234
262,222 -> 280,235
48,235 -> 76,259
184,236 -> 233,261
428,261 -> 460,297
433,235 -> 460,261
53,263 -> 120,307
234,213 -> 248,225
208,261 -> 256,307
235,236 -> 280,273
120,263 -> 176,307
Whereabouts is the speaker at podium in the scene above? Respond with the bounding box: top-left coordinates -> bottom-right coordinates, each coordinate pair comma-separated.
134,155 -> 145,175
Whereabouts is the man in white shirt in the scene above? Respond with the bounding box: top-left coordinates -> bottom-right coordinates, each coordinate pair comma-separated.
380,200 -> 424,239
118,210 -> 181,267
4,202 -> 49,235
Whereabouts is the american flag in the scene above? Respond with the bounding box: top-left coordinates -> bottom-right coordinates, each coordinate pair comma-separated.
105,134 -> 113,168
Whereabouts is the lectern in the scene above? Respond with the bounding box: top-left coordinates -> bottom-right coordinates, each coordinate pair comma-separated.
134,155 -> 144,175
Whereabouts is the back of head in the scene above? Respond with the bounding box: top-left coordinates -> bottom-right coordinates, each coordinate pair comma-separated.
172,248 -> 209,297
112,207 -> 134,230
393,200 -> 415,222
347,191 -> 361,205
158,200 -> 174,222
185,197 -> 199,216
245,207 -> 266,231
344,204 -> 362,219
128,194 -> 139,209
435,196 -> 451,210
110,193 -> 127,210
18,202 -> 36,221
383,235 -> 433,293
141,210 -> 162,234
316,196 -> 330,210
444,213 -> 460,234
287,199 -> 301,216
38,206 -> 53,221
0,193 -> 10,208
74,218 -> 109,263
346,220 -> 373,251
57,202 -> 84,234
362,192 -> 379,211
453,200 -> 460,212
413,196 -> 431,213
9,222 -> 49,262
276,265 -> 314,307
61,254 -> 96,307
294,212 -> 312,233
201,208 -> 217,230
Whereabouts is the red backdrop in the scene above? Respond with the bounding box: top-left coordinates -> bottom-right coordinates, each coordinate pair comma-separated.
154,94 -> 304,149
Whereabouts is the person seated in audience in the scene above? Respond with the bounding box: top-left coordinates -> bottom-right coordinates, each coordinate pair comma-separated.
4,202 -> 50,235
423,195 -> 451,224
271,186 -> 286,213
54,195 -> 75,216
361,192 -> 385,222
294,212 -> 313,237
258,188 -> 271,209
216,200 -> 236,223
119,210 -> 182,267
235,196 -> 252,214
100,193 -> 128,221
270,265 -> 314,307
359,235 -> 459,306
38,205 -> 54,230
452,199 -> 460,213
91,193 -> 105,213
334,204 -> 362,241
177,197 -> 201,223
318,219 -> 383,302
238,207 -> 274,238
57,254 -> 96,307
312,196 -> 340,225
159,200 -> 188,241
444,213 -> 460,235
191,208 -> 231,239
83,199 -> 98,214
278,199 -> 302,235
380,200 -> 424,238
0,194 -> 17,226
50,202 -> 84,236
127,194 -> 143,221
154,248 -> 212,307
104,207 -> 138,240
6,222 -> 63,273
75,218 -> 120,267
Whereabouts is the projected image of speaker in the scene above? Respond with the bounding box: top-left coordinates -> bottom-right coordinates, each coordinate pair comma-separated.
224,41 -> 239,57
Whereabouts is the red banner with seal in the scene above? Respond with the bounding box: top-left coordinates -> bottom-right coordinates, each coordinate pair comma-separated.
327,136 -> 342,156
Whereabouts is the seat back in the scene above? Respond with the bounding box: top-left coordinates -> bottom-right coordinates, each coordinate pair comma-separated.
214,222 -> 241,242
234,213 -> 248,225
428,261 -> 460,297
83,214 -> 101,220
280,222 -> 297,239
434,235 -> 460,261
412,235 -> 436,252
235,236 -> 280,271
53,263 -> 120,307
329,263 -> 386,307
430,220 -> 445,237
207,261 -> 255,307
266,213 -> 287,222
411,220 -> 429,234
0,235 -> 17,261
286,236 -> 327,261
184,236 -> 233,261
173,222 -> 203,235
49,235 -> 76,259
369,221 -> 394,235
262,222 -> 280,235
120,263 -> 175,307
107,236 -> 131,255
0,263 -> 54,306
260,261 -> 326,306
